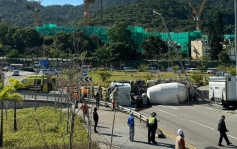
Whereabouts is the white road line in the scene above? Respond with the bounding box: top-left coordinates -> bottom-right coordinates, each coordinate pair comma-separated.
160,105 -> 179,110
188,119 -> 215,130
157,109 -> 177,117
228,135 -> 237,140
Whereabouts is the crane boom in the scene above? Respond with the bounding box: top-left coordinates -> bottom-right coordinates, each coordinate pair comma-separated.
189,3 -> 198,17
197,0 -> 207,17
189,0 -> 207,31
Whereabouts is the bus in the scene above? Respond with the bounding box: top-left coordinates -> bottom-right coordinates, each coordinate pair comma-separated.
10,64 -> 23,70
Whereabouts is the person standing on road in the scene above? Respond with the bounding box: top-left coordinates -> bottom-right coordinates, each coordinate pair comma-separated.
95,92 -> 100,109
111,87 -> 118,110
80,102 -> 89,124
147,112 -> 158,144
127,113 -> 135,141
93,107 -> 99,133
218,115 -> 232,146
175,129 -> 186,149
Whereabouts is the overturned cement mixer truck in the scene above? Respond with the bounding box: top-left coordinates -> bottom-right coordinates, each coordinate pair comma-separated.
146,82 -> 188,104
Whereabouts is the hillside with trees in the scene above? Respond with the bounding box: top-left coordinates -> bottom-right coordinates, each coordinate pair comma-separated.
0,0 -> 140,27
0,0 -> 234,33
81,0 -> 234,34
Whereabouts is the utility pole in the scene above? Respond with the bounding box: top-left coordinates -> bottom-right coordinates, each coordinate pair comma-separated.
235,0 -> 237,102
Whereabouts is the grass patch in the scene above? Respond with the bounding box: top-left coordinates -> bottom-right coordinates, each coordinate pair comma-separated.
2,107 -> 91,149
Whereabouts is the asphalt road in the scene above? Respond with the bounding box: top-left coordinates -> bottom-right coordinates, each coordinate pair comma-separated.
3,70 -> 36,85
139,103 -> 237,149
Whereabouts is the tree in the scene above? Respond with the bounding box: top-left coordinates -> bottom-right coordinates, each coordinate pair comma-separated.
106,22 -> 137,61
8,78 -> 23,131
141,36 -> 168,59
53,32 -> 71,53
107,22 -> 131,43
108,42 -> 136,61
0,23 -> 9,45
207,11 -> 225,60
94,46 -> 110,64
218,50 -> 229,62
0,84 -> 22,147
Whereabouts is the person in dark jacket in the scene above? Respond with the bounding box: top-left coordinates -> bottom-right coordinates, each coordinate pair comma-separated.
93,107 -> 99,133
147,112 -> 159,144
95,92 -> 100,109
218,115 -> 232,146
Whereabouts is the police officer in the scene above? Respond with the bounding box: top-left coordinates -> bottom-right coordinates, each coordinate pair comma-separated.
147,112 -> 158,144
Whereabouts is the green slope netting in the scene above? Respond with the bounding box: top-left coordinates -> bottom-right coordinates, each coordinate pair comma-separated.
35,24 -> 203,55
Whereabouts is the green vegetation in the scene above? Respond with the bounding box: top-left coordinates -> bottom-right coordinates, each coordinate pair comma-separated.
2,107 -> 88,148
138,64 -> 148,72
0,0 -> 234,34
85,0 -> 234,34
97,71 -> 112,82
0,0 -> 138,28
88,71 -> 185,85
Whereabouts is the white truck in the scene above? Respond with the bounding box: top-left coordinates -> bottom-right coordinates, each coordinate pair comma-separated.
209,76 -> 237,108
109,82 -> 131,106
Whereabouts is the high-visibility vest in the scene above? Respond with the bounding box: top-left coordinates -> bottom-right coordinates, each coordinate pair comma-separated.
149,116 -> 155,124
73,93 -> 79,99
83,89 -> 88,94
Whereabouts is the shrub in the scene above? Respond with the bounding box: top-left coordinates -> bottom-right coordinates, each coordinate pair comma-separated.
97,71 -> 112,82
197,65 -> 206,72
172,65 -> 180,74
144,73 -> 152,80
190,72 -> 203,85
138,64 -> 148,72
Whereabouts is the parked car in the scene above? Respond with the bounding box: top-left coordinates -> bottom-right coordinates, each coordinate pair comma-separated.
2,66 -> 9,71
11,70 -> 19,76
39,69 -> 56,75
146,67 -> 160,72
186,68 -> 199,72
206,68 -> 217,74
123,67 -> 136,71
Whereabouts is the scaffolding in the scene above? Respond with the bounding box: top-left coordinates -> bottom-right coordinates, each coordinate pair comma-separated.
35,24 -> 203,56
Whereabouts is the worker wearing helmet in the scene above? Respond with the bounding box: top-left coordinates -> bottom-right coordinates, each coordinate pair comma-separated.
147,112 -> 159,144
74,91 -> 79,108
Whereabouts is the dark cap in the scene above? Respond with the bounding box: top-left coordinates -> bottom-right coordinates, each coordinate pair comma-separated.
151,112 -> 156,116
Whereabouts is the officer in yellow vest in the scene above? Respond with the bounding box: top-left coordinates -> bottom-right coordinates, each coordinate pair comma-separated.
147,112 -> 158,144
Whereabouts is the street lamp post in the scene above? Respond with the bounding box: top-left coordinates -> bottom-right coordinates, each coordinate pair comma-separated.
235,0 -> 237,104
153,10 -> 206,102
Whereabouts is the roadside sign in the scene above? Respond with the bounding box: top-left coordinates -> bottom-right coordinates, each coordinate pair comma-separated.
39,60 -> 48,66
82,71 -> 87,77
81,77 -> 92,82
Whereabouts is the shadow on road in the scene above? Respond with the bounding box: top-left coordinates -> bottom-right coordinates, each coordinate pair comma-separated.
132,140 -> 175,148
99,133 -> 122,137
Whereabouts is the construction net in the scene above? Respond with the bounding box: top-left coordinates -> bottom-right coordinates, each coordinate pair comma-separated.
35,24 -> 203,55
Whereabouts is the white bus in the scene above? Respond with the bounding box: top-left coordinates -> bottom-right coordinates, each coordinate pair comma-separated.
10,64 -> 23,70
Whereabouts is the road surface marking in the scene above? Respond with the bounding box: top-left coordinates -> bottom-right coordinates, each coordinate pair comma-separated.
188,119 -> 215,130
228,135 -> 237,140
160,105 -> 179,110
157,109 -> 177,117
159,127 -> 197,149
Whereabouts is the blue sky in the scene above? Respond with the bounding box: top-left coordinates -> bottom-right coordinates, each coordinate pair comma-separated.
38,0 -> 84,6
